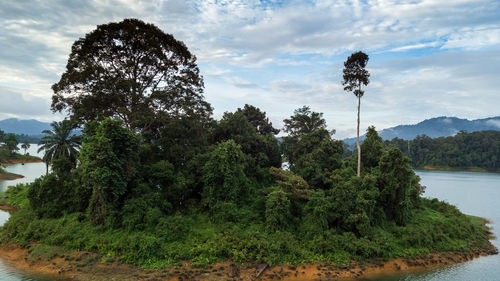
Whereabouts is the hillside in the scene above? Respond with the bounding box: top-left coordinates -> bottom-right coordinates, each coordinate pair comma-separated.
344,116 -> 500,145
0,118 -> 52,135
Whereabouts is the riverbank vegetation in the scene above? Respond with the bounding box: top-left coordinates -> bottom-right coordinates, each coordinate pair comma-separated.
0,18 -> 496,274
385,130 -> 500,172
0,130 -> 41,165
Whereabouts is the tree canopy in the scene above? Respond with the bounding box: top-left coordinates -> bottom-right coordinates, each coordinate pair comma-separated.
51,18 -> 212,133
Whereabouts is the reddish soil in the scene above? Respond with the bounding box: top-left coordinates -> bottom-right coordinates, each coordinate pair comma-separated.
0,244 -> 496,281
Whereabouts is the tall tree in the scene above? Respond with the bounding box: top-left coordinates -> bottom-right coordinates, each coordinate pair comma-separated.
38,120 -> 82,175
21,141 -> 30,155
51,18 -> 212,134
342,51 -> 370,177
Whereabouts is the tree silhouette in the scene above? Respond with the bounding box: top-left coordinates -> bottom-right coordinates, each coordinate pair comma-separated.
342,51 -> 370,177
51,18 -> 211,134
21,141 -> 30,155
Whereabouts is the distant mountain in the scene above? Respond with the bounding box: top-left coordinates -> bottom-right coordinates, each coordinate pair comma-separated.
0,118 -> 52,135
343,116 -> 500,146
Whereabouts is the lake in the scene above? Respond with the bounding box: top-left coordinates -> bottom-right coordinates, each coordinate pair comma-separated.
0,163 -> 498,280
367,170 -> 500,281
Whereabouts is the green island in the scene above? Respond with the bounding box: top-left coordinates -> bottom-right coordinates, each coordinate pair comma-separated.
0,132 -> 42,181
0,19 -> 497,280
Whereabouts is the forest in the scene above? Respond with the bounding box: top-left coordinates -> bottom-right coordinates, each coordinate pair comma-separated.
0,19 -> 493,269
385,130 -> 500,171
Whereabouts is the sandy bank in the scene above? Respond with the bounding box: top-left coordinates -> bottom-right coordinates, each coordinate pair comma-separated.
0,159 -> 43,166
0,243 -> 496,281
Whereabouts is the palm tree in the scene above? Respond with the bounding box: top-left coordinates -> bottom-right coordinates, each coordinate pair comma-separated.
342,51 -> 370,177
21,141 -> 30,155
38,120 -> 82,175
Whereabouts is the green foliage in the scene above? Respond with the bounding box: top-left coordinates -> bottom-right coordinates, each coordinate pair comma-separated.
213,109 -> 281,179
237,104 -> 280,135
342,51 -> 370,98
202,140 -> 249,209
291,129 -> 344,189
376,148 -> 417,225
361,126 -> 383,170
385,131 -> 500,170
283,106 -> 329,138
38,120 -> 81,170
4,133 -> 19,155
79,118 -> 140,226
265,189 -> 292,232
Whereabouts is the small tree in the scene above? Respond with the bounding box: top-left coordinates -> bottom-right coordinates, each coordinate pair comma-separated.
38,120 -> 81,175
21,141 -> 30,155
4,134 -> 19,155
342,51 -> 370,177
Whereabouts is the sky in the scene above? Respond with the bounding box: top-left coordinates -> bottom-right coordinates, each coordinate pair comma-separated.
1,0 -> 499,139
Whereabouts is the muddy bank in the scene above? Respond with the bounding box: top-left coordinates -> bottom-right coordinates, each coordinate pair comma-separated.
0,242 -> 496,281
0,172 -> 24,181
0,204 -> 18,212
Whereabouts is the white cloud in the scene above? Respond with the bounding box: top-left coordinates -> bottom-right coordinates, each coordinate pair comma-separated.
0,0 -> 499,139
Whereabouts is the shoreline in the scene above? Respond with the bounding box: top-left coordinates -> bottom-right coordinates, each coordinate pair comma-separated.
0,242 -> 496,281
0,172 -> 24,182
0,159 -> 43,166
414,166 -> 500,173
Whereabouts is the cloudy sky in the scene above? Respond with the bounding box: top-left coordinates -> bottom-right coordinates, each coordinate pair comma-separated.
1,0 -> 499,138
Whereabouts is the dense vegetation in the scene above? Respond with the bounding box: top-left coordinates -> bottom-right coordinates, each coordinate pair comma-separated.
0,19 -> 493,269
385,130 -> 500,171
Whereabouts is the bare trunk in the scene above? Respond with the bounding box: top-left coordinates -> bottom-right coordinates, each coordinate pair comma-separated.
357,94 -> 361,177
45,163 -> 49,176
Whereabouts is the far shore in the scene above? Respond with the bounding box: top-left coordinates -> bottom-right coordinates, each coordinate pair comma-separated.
414,166 -> 500,173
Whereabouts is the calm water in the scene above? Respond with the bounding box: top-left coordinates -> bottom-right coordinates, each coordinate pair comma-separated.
0,145 -> 46,192
0,162 -> 498,280
367,170 -> 500,281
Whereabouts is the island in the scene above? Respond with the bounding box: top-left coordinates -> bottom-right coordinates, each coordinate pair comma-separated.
0,19 -> 497,281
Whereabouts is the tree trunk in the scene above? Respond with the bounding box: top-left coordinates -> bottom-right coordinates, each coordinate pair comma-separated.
357,94 -> 361,177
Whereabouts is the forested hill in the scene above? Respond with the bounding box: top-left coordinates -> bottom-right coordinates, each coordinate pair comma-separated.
0,118 -> 52,135
344,116 -> 500,145
385,130 -> 500,171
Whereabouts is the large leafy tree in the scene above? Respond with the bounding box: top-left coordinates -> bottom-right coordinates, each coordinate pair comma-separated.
282,106 -> 333,166
51,18 -> 212,133
236,104 -> 279,135
342,51 -> 370,177
283,106 -> 328,138
38,120 -> 82,175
